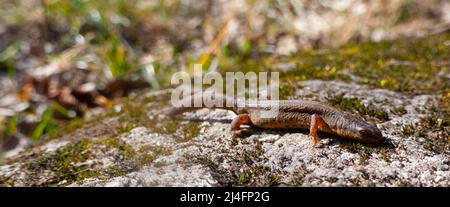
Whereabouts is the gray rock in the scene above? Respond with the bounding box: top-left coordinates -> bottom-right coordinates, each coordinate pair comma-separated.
0,80 -> 448,186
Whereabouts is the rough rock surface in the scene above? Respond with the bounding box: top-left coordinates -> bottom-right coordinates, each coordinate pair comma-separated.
0,80 -> 448,186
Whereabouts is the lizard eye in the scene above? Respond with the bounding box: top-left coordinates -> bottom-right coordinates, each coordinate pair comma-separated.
359,129 -> 369,135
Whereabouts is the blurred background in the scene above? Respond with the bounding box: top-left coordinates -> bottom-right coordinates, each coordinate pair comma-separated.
1,0 -> 449,157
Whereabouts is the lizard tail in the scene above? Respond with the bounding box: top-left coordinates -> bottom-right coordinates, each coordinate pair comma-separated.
162,106 -> 199,117
163,91 -> 237,117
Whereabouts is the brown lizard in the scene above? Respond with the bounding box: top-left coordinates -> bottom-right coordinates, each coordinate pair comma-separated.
164,93 -> 385,146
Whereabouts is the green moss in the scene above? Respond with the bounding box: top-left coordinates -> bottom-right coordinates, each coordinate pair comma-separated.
117,123 -> 137,134
421,115 -> 443,129
138,153 -> 156,164
340,141 -> 394,165
144,116 -> 201,141
230,135 -> 238,147
50,97 -> 176,145
235,164 -> 275,186
327,93 -> 389,122
54,118 -> 85,137
202,139 -> 282,187
199,157 -> 219,172
379,148 -> 391,162
291,175 -> 304,186
39,92 -> 196,175
21,137 -> 138,186
153,161 -> 168,168
0,175 -> 15,187
268,175 -> 281,187
184,123 -> 201,140
220,33 -> 449,95
402,124 -> 415,136
278,85 -> 296,99
350,178 -> 361,186
27,139 -> 95,186
254,139 -> 263,152
393,106 -> 407,115
339,34 -> 448,94
115,93 -> 201,141
96,137 -> 136,157
443,92 -> 450,114
157,119 -> 179,134
419,114 -> 449,154
137,145 -> 172,165
325,177 -> 338,183
340,142 -> 364,153
358,151 -> 370,165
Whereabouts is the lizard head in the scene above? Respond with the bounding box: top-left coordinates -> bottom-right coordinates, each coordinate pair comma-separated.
354,123 -> 384,144
336,113 -> 385,144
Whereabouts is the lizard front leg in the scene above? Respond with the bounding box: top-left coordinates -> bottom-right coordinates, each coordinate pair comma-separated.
309,114 -> 330,147
231,114 -> 252,137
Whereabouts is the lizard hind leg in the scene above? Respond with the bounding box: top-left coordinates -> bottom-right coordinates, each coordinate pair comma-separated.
231,114 -> 253,138
309,114 -> 330,147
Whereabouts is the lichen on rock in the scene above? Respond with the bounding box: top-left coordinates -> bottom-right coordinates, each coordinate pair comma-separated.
0,34 -> 449,187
